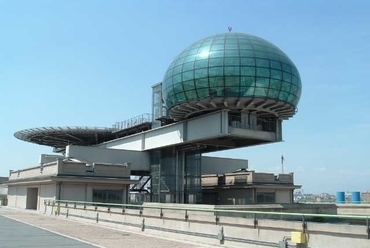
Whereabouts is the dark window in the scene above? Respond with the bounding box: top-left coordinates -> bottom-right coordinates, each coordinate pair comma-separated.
93,190 -> 123,204
256,192 -> 275,203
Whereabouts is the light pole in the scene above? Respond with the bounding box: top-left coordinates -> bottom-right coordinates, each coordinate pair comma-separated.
281,155 -> 285,174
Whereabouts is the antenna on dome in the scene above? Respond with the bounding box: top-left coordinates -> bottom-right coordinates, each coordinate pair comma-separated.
228,27 -> 232,32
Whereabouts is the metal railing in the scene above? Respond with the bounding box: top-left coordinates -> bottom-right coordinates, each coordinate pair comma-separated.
112,113 -> 152,130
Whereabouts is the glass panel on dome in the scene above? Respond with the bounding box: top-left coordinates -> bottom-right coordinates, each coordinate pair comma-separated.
283,72 -> 292,83
184,55 -> 196,63
209,58 -> 223,67
197,88 -> 210,98
271,69 -> 282,80
225,87 -> 240,97
224,77 -> 239,87
194,59 -> 208,69
268,53 -> 280,61
279,91 -> 289,101
239,50 -> 255,58
267,88 -> 280,99
173,74 -> 181,84
256,67 -> 270,77
281,82 -> 291,92
175,58 -> 185,66
225,43 -> 238,49
256,58 -> 269,68
241,67 -> 255,76
187,48 -> 199,56
182,71 -> 193,81
173,83 -> 184,93
282,63 -> 291,73
240,57 -> 255,66
209,77 -> 224,88
182,62 -> 194,72
224,57 -> 239,66
183,80 -> 195,91
255,77 -> 269,88
287,94 -> 295,104
209,67 -> 223,76
270,60 -> 281,70
185,90 -> 198,101
270,79 -> 282,90
212,39 -> 224,45
254,87 -> 268,97
240,76 -> 255,87
290,84 -> 298,94
195,78 -> 208,89
238,43 -> 253,50
173,65 -> 182,75
213,87 -> 224,97
209,50 -> 224,58
225,67 -> 239,76
194,68 -> 208,78
176,92 -> 186,102
254,51 -> 269,59
225,49 -> 239,57
210,44 -> 224,51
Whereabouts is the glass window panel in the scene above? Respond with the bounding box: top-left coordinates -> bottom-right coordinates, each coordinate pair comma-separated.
196,88 -> 210,98
213,87 -> 224,97
254,87 -> 268,97
225,43 -> 238,49
255,77 -> 269,88
267,89 -> 280,99
240,86 -> 255,96
182,80 -> 195,91
225,66 -> 239,76
187,48 -> 199,55
173,65 -> 182,75
195,78 -> 208,88
279,91 -> 289,101
268,53 -> 280,61
254,51 -> 269,59
241,67 -> 255,76
240,50 -> 255,57
240,58 -> 255,66
270,79 -> 282,90
256,67 -> 270,77
225,37 -> 238,43
256,58 -> 269,68
184,55 -> 196,63
210,44 -> 224,50
209,67 -> 223,76
212,39 -> 224,44
194,59 -> 208,69
292,76 -> 299,86
224,87 -> 240,97
270,60 -> 281,70
271,69 -> 282,80
182,71 -> 193,81
209,58 -> 224,67
209,50 -> 224,58
238,43 -> 253,50
174,58 -> 185,66
173,83 -> 183,93
240,77 -> 255,87
282,63 -> 292,73
290,84 -> 298,94
201,40 -> 212,46
283,72 -> 292,82
194,68 -> 208,78
182,62 -> 194,72
224,77 -> 239,87
224,57 -> 239,66
252,45 -> 265,51
225,49 -> 239,57
185,90 -> 198,101
173,74 -> 181,84
209,77 -> 224,87
165,69 -> 173,79
281,82 -> 291,92
176,92 -> 186,102
164,78 -> 172,86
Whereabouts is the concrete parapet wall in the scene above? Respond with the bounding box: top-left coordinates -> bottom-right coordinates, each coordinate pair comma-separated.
48,203 -> 370,248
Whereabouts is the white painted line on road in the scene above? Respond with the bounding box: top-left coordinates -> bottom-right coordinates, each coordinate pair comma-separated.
0,214 -> 107,248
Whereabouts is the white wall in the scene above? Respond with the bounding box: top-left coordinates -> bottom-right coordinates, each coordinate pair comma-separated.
38,184 -> 56,209
61,183 -> 86,201
201,156 -> 248,175
7,185 -> 27,209
66,145 -> 150,171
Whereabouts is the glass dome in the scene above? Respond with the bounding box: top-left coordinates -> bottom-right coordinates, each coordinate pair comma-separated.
162,32 -> 302,120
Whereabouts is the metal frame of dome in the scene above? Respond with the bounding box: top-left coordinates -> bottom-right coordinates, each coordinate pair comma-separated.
162,32 -> 302,120
14,126 -> 117,150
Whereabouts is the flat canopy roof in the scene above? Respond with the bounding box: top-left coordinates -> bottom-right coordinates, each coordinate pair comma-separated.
14,126 -> 118,150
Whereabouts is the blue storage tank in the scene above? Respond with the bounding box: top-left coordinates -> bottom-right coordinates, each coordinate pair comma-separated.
352,191 -> 361,204
336,191 -> 345,204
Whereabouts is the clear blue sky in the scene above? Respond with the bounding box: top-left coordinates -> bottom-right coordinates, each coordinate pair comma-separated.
0,0 -> 369,194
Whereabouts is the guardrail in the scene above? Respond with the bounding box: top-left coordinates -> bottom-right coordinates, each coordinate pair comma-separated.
44,199 -> 370,240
